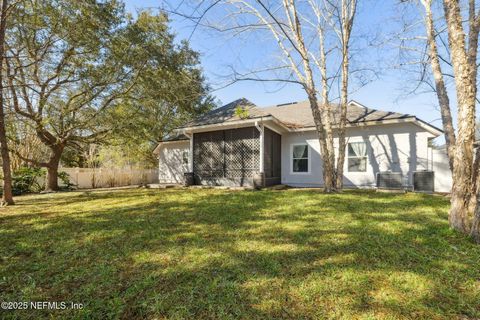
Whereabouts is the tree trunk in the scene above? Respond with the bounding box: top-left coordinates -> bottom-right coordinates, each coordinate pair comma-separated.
0,100 -> 13,204
0,0 -> 13,205
46,165 -> 59,191
336,42 -> 349,190
335,0 -> 356,191
422,0 -> 456,170
443,0 -> 478,234
471,204 -> 480,242
44,146 -> 64,192
323,103 -> 336,192
307,91 -> 334,192
284,0 -> 336,193
470,147 -> 480,241
317,25 -> 336,192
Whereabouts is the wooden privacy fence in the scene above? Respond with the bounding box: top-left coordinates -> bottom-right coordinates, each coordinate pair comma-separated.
60,168 -> 159,189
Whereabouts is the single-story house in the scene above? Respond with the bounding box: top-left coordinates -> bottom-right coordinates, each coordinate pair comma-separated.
153,98 -> 452,192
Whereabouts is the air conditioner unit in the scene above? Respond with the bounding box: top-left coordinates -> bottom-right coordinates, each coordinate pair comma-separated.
376,172 -> 403,189
413,171 -> 434,192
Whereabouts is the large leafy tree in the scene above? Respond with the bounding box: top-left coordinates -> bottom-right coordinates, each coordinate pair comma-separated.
5,0 -> 129,191
6,2 -> 212,189
104,11 -> 214,167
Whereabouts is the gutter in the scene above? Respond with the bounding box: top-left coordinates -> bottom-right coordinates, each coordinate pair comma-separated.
172,112 -> 443,138
175,115 -> 281,132
289,117 -> 443,136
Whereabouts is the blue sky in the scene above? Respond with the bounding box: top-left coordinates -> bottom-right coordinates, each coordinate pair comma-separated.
124,0 -> 451,138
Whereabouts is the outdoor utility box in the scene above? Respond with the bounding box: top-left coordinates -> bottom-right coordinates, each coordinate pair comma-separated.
413,171 -> 434,192
376,172 -> 403,189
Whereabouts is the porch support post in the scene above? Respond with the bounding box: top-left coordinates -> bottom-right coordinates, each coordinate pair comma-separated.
255,121 -> 264,173
189,134 -> 194,172
184,131 -> 194,172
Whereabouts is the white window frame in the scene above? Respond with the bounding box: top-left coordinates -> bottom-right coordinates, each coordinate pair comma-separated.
347,141 -> 368,173
290,143 -> 311,174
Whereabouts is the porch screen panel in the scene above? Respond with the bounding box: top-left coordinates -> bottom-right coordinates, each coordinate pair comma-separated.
193,127 -> 260,184
264,128 -> 281,178
264,129 -> 273,177
225,127 -> 260,178
193,130 -> 225,180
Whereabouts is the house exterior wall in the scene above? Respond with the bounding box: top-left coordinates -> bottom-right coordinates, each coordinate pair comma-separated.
157,141 -> 189,184
157,122 -> 450,191
432,149 -> 452,192
281,122 -> 432,188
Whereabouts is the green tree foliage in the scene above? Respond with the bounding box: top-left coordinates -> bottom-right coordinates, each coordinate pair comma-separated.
6,0 -> 130,190
234,106 -> 250,119
6,2 -> 213,188
104,11 -> 214,167
12,167 -> 44,195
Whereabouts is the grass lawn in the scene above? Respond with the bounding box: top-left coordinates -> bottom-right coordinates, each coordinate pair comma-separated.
0,188 -> 479,319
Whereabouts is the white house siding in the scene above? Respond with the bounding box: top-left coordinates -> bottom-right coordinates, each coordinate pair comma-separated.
432,149 -> 452,192
157,141 -> 189,184
281,122 -> 434,188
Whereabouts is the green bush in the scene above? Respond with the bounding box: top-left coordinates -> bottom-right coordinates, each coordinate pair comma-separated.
10,167 -> 75,195
12,167 -> 45,195
58,171 -> 75,190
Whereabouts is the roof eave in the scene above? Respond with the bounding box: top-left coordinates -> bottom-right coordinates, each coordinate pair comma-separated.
413,117 -> 444,136
289,117 -> 444,136
175,115 -> 291,133
152,138 -> 190,155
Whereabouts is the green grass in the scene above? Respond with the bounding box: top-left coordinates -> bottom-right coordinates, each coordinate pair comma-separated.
0,188 -> 479,319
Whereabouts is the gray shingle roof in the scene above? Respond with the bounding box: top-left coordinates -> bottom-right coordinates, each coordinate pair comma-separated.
261,100 -> 413,128
180,99 -> 415,130
179,98 -> 268,128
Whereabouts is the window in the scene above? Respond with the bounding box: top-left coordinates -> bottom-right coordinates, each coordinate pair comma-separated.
292,144 -> 309,173
348,142 -> 367,172
182,150 -> 189,166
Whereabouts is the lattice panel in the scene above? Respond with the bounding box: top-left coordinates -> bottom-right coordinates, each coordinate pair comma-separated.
193,130 -> 224,178
225,127 -> 260,178
193,127 -> 260,182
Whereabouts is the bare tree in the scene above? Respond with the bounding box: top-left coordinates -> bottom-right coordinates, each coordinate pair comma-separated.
400,0 -> 480,241
419,0 -> 456,170
326,0 -> 357,189
172,0 -> 360,192
442,0 -> 480,241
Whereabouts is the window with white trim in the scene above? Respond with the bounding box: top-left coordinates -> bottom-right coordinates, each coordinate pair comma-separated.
292,144 -> 309,173
348,142 -> 367,172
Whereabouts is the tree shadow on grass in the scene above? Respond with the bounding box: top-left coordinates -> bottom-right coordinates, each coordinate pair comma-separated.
0,189 -> 478,319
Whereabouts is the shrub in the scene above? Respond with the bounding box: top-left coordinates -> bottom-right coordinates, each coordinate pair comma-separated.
12,167 -> 45,195
58,171 -> 75,190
